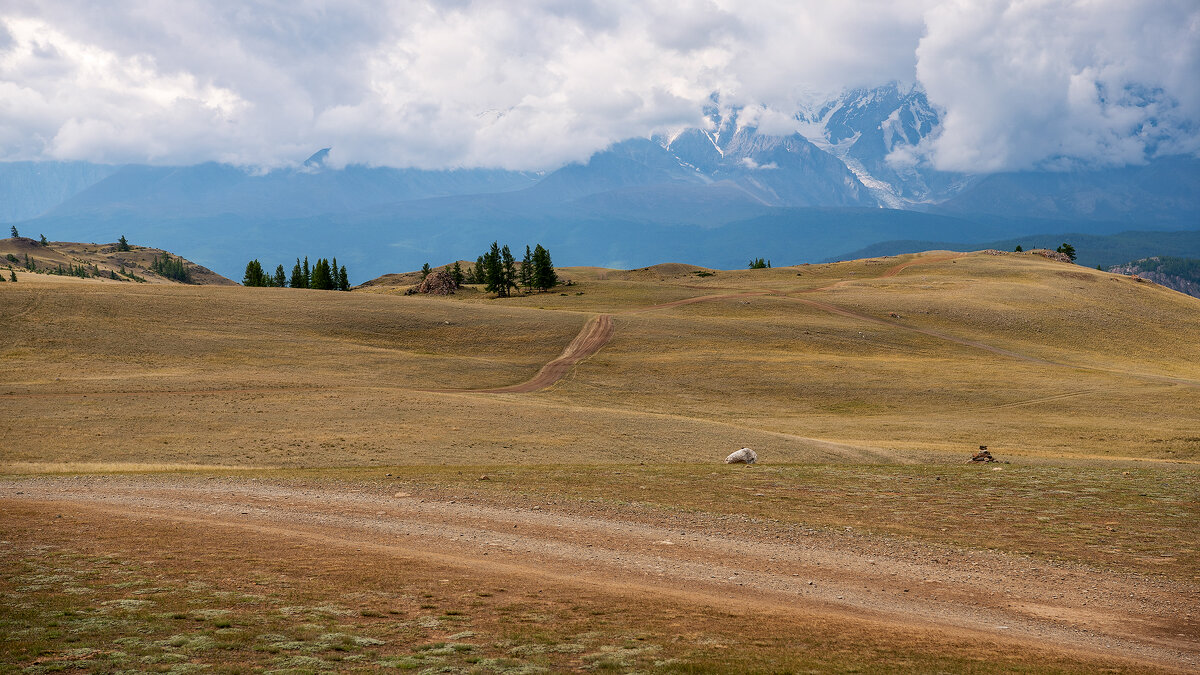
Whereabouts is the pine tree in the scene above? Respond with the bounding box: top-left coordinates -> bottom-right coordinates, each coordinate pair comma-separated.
451,261 -> 464,287
243,259 -> 268,287
1056,243 -> 1077,262
9,270 -> 15,282
39,234 -> 48,246
475,255 -> 487,286
1014,245 -> 1023,252
9,226 -> 17,238
151,252 -> 191,282
421,262 -> 431,279
273,264 -> 287,287
483,243 -> 507,296
117,235 -> 131,251
338,265 -> 349,291
310,258 -> 334,290
303,256 -> 311,288
290,259 -> 304,288
520,245 -> 533,289
531,244 -> 558,291
501,245 -> 518,297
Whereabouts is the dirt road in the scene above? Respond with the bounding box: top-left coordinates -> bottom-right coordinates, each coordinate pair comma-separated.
4,476 -> 1195,671
426,314 -> 614,394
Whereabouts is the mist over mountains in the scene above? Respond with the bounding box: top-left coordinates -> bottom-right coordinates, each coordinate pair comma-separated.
5,85 -> 1197,282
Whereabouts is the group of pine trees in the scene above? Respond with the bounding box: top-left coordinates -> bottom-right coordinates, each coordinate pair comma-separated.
151,251 -> 192,283
450,242 -> 557,297
244,256 -> 350,291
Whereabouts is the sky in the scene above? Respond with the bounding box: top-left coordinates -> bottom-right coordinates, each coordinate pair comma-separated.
0,0 -> 1196,173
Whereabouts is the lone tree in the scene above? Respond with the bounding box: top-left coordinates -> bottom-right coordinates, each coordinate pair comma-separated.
748,257 -> 769,269
1056,243 -> 1077,262
117,235 -> 131,251
421,262 -> 431,279
39,234 -> 48,246
531,244 -> 557,291
9,225 -> 17,238
1013,245 -> 1023,252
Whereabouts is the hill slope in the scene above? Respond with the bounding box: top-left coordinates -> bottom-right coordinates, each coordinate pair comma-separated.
3,249 -> 1196,466
0,236 -> 234,285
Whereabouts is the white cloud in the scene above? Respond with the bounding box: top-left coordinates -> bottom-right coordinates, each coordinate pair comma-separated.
0,1 -> 1195,172
911,0 -> 1200,172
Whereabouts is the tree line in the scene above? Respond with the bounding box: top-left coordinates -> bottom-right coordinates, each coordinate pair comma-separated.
244,255 -> 350,290
453,242 -> 558,297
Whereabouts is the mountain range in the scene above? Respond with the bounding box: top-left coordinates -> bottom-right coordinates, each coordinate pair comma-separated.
3,84 -> 1197,282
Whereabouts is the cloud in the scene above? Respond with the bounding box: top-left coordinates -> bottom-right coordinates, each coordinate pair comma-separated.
0,1 -> 1195,173
911,0 -> 1200,172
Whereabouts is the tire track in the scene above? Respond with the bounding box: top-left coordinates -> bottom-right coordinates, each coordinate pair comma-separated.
425,314 -> 614,394
4,478 -> 1195,671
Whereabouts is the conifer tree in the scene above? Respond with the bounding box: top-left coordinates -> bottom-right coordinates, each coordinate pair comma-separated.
501,245 -> 518,297
303,256 -> 310,288
290,259 -> 304,288
242,259 -> 268,287
117,235 -> 131,251
531,244 -> 558,291
9,226 -> 17,238
421,262 -> 431,279
338,265 -> 349,291
273,265 -> 287,287
451,261 -> 464,287
520,245 -> 533,289
483,242 -> 504,296
9,270 -> 15,282
475,255 -> 487,286
39,234 -> 48,246
310,258 -> 334,290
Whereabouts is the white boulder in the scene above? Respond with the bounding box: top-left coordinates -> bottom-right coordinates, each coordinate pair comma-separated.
725,448 -> 758,464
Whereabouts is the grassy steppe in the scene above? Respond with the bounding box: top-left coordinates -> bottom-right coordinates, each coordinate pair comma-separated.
4,251 -> 1198,465
3,250 -> 1198,672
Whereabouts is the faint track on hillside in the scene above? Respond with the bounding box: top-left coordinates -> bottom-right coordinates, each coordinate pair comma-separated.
427,252 -> 1198,395
425,314 -> 614,394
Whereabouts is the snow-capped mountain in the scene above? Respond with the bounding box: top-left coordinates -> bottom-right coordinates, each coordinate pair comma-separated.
795,83 -> 965,207
4,83 -> 1196,281
579,84 -> 968,210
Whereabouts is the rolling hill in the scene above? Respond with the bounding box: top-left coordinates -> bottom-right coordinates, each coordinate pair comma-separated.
3,249 -> 1197,672
0,235 -> 234,285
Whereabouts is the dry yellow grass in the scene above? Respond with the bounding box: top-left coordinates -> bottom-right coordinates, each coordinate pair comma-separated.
4,252 -> 1199,673
3,250 -> 1198,467
0,236 -> 233,285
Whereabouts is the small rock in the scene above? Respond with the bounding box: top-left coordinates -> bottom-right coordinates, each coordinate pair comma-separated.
725,448 -> 758,464
394,492 -> 411,498
478,475 -> 490,481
